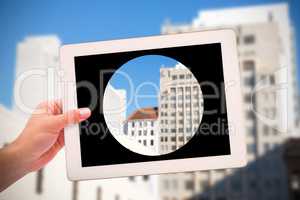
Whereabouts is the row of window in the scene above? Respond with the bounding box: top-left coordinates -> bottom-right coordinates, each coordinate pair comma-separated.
130,120 -> 155,127
162,179 -> 209,191
160,102 -> 203,109
138,139 -> 154,146
170,85 -> 200,93
160,136 -> 192,142
161,110 -> 201,117
131,130 -> 155,136
162,94 -> 201,101
171,73 -> 193,80
160,127 -> 198,133
160,118 -> 201,125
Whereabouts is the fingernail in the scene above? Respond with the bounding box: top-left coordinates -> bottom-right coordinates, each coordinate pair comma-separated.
79,108 -> 91,120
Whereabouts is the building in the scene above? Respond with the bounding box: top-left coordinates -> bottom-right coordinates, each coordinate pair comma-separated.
159,3 -> 298,200
283,138 -> 300,200
124,107 -> 159,154
13,35 -> 61,117
103,84 -> 127,136
159,63 -> 203,155
0,36 -> 156,200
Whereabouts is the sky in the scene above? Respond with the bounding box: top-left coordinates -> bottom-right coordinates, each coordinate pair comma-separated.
108,55 -> 178,116
0,0 -> 299,109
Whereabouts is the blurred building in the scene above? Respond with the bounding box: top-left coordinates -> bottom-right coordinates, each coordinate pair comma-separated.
124,107 -> 159,153
0,36 -> 156,200
283,138 -> 300,200
159,3 -> 298,200
13,36 -> 61,117
159,63 -> 203,155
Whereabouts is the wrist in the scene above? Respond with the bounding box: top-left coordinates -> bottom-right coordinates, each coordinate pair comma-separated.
4,141 -> 31,175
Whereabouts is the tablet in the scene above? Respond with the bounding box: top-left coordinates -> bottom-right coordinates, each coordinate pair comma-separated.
60,30 -> 246,181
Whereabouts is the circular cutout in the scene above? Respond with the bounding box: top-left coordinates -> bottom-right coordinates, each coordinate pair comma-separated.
103,55 -> 204,155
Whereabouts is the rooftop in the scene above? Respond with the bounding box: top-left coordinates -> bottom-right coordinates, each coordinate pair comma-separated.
127,107 -> 158,121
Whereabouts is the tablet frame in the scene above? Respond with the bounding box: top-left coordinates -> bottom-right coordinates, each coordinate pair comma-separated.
60,30 -> 246,181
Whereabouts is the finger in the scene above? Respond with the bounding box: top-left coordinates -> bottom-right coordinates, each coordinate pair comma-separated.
52,108 -> 91,129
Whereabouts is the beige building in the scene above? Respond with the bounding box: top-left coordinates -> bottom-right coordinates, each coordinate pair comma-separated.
159,63 -> 203,155
159,3 -> 298,200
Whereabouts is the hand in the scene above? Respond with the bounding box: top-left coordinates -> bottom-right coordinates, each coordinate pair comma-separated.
0,100 -> 91,192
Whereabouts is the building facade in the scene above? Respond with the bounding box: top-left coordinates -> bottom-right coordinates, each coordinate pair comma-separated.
159,63 -> 203,155
159,3 -> 298,200
124,107 -> 159,154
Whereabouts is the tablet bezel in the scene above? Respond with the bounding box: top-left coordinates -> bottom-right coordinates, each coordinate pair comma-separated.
60,30 -> 246,180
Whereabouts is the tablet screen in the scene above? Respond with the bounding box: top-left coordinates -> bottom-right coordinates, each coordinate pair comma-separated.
74,43 -> 230,167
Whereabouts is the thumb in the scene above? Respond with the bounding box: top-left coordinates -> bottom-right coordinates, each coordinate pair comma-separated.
51,108 -> 91,129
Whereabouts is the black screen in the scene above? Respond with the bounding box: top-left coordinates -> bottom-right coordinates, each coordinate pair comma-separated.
75,43 -> 230,167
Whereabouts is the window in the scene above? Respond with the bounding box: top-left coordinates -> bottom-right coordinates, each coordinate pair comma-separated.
172,75 -> 177,80
243,60 -> 255,71
179,74 -> 185,79
96,187 -> 102,200
247,126 -> 254,136
72,181 -> 78,200
244,34 -> 255,44
143,130 -> 147,136
200,180 -> 209,190
143,175 -> 149,181
164,180 -> 170,190
150,140 -> 154,146
263,125 -> 269,136
143,140 -> 147,146
185,180 -> 195,190
264,143 -> 270,152
247,143 -> 256,154
186,74 -> 192,79
150,130 -> 154,136
132,121 -> 135,127
151,121 -> 154,126
244,76 -> 255,87
138,130 -> 142,136
171,145 -> 176,150
246,111 -> 255,120
138,140 -> 141,143
36,169 -> 43,194
160,137 -> 164,142
244,94 -> 252,103
171,136 -> 176,142
131,131 -> 134,136
270,75 -> 275,85
170,88 -> 176,93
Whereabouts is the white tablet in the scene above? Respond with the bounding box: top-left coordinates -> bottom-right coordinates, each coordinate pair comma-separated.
60,30 -> 246,181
